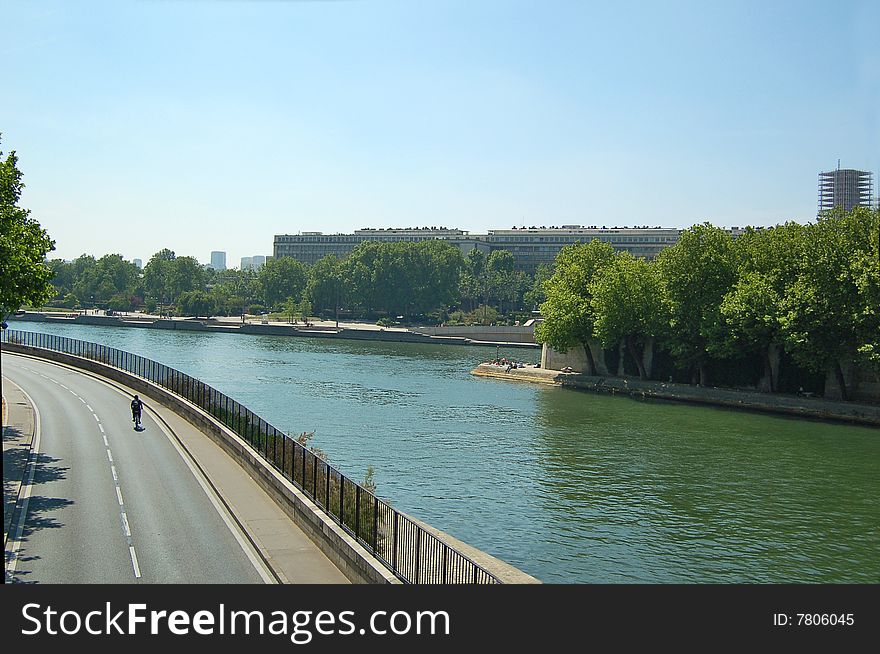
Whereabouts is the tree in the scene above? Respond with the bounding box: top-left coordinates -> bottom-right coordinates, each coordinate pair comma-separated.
524,263 -> 554,311
591,252 -> 667,379
779,208 -> 880,399
297,297 -> 312,323
656,223 -> 737,385
258,257 -> 307,309
143,249 -> 204,310
307,255 -> 344,315
0,138 -> 55,321
535,239 -> 616,374
716,223 -> 806,391
177,290 -> 216,317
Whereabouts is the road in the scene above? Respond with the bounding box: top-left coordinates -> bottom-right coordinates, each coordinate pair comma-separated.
3,353 -> 271,584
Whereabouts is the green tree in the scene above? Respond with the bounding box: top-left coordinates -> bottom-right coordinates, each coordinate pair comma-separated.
0,138 -> 55,320
177,290 -> 216,317
143,249 -> 204,310
536,239 -> 616,374
258,257 -> 307,309
656,223 -> 737,385
297,297 -> 313,323
716,223 -> 806,391
524,263 -> 554,311
307,255 -> 344,316
779,208 -> 880,399
591,252 -> 667,379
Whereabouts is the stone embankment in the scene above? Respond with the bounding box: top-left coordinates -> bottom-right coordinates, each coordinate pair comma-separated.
10,312 -> 539,348
471,363 -> 880,427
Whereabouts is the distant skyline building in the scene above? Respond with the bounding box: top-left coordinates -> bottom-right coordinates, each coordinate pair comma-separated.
818,167 -> 874,214
132,258 -> 142,269
274,225 -> 686,273
240,256 -> 252,270
252,255 -> 266,270
210,250 -> 227,270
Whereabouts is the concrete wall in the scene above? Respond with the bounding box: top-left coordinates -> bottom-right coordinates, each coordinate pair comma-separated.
541,343 -> 591,371
411,325 -> 536,343
5,343 -> 539,583
472,363 -> 880,426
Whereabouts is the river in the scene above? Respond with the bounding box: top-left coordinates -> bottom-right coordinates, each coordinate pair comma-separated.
5,321 -> 879,583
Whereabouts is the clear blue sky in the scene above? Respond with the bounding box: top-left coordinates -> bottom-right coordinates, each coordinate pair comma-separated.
2,0 -> 878,268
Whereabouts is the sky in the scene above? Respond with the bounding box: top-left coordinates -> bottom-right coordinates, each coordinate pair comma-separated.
2,0 -> 878,268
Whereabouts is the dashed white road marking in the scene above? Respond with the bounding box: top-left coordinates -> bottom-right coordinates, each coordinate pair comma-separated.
129,547 -> 142,579
11,361 -> 144,581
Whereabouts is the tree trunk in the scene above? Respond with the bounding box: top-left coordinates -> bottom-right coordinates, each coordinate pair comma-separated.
617,339 -> 626,377
833,359 -> 849,401
768,343 -> 781,392
582,342 -> 597,376
587,339 -> 609,376
626,335 -> 647,380
698,360 -> 709,386
642,336 -> 655,380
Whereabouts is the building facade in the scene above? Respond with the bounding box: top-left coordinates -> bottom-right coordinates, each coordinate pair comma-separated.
818,168 -> 874,214
274,225 -> 684,273
210,251 -> 227,270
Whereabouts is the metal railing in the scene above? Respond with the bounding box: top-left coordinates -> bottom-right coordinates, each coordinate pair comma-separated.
1,329 -> 500,584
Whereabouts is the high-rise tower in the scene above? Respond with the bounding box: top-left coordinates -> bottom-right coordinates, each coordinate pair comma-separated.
818,167 -> 874,214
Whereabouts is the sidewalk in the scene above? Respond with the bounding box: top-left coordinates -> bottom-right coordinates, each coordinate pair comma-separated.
2,377 -> 36,547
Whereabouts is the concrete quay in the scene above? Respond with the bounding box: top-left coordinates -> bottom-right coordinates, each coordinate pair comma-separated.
11,312 -> 540,349
471,363 -> 880,427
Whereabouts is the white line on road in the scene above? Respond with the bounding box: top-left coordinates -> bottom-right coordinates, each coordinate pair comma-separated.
94,414 -> 101,423
107,449 -> 113,463
86,404 -> 93,412
102,434 -> 109,447
79,397 -> 86,404
99,423 -> 105,433
116,487 -> 124,506
121,512 -> 131,538
111,466 -> 118,482
129,547 -> 142,579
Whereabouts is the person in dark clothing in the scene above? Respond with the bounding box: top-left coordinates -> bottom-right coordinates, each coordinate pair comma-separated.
131,395 -> 144,430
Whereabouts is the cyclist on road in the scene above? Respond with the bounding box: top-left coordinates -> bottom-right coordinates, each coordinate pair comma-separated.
131,394 -> 144,430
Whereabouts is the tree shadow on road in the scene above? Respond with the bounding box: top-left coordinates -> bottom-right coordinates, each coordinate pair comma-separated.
4,450 -> 73,583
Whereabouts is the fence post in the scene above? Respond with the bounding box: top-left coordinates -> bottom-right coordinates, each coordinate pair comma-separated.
372,496 -> 379,552
355,485 -> 361,541
414,527 -> 421,584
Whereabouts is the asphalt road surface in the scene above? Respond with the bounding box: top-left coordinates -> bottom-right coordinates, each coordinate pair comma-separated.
3,353 -> 270,584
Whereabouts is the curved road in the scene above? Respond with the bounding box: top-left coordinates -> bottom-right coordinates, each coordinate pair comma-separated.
3,353 -> 271,583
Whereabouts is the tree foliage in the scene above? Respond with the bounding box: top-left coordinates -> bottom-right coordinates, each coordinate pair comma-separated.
0,138 -> 55,320
536,239 -> 616,373
656,223 -> 737,385
591,252 -> 667,379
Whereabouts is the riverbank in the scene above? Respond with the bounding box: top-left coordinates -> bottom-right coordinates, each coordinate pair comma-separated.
471,363 -> 880,426
10,312 -> 539,349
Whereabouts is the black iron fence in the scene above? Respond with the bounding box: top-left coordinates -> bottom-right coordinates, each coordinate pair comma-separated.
1,329 -> 500,584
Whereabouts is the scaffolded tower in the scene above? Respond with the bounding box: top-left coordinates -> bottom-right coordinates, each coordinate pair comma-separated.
818,167 -> 874,214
